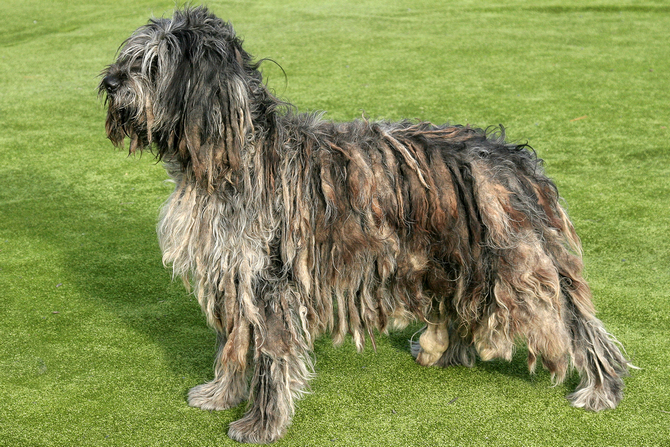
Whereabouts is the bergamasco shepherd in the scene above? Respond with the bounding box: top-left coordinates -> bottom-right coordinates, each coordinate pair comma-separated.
100,6 -> 630,443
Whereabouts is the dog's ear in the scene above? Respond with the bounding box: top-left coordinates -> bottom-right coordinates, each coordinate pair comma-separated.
157,26 -> 253,191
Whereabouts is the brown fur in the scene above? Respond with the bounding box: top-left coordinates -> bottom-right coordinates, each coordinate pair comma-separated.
100,7 -> 630,443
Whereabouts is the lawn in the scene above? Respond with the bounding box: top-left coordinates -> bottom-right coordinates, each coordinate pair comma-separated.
1,0 -> 668,445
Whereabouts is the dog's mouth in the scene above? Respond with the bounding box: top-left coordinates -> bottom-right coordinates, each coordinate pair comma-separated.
105,105 -> 151,154
123,125 -> 150,155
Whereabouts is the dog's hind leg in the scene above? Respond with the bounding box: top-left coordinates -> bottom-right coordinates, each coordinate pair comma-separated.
471,233 -> 575,381
228,285 -> 313,444
412,304 -> 450,367
412,303 -> 476,368
188,318 -> 251,411
434,320 -> 476,368
472,224 -> 629,410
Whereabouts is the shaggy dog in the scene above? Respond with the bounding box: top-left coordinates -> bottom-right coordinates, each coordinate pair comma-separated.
100,6 -> 629,444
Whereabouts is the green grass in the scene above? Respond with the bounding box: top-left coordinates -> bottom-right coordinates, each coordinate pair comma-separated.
1,0 -> 669,445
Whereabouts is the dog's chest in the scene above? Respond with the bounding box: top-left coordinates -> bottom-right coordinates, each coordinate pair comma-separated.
157,172 -> 275,287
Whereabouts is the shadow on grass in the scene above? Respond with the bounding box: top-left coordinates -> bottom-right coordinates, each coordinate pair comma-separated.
1,164 -> 217,383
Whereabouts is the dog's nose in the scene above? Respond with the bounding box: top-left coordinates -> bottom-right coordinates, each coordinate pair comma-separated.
103,75 -> 121,92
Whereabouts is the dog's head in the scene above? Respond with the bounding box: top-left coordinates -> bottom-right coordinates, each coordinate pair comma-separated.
100,6 -> 270,187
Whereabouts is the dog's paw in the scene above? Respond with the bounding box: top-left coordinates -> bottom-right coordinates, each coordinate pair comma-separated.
188,380 -> 245,411
567,381 -> 623,412
413,322 -> 449,366
228,413 -> 287,444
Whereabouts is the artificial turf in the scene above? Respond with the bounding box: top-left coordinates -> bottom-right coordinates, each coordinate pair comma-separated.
1,0 -> 668,445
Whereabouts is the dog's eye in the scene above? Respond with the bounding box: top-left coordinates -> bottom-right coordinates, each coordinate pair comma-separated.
130,59 -> 143,73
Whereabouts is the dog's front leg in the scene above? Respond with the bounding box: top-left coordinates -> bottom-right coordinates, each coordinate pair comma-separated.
228,286 -> 313,444
188,315 -> 252,411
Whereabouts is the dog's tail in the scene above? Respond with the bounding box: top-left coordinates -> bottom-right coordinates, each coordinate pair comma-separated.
561,276 -> 631,411
553,209 -> 631,411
